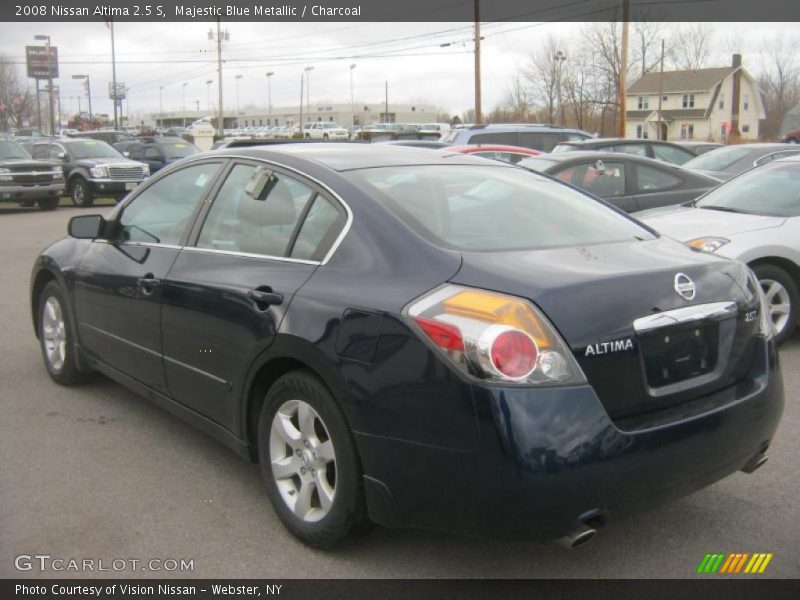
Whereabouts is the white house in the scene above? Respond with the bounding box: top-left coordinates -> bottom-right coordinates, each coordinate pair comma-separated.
626,54 -> 765,142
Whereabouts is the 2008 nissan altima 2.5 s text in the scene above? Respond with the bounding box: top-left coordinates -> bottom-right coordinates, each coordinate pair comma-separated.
30,144 -> 784,549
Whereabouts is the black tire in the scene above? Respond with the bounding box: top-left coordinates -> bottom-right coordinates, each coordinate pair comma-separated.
323,134 -> 329,141
752,263 -> 799,344
70,178 -> 95,207
38,281 -> 89,385
38,197 -> 59,211
788,137 -> 799,144
257,370 -> 366,549
305,133 -> 311,140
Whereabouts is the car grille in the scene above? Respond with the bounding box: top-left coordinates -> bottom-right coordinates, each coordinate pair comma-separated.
13,174 -> 54,185
108,166 -> 145,180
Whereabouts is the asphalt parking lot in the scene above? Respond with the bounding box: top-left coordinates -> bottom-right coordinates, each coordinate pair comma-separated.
1,205 -> 798,579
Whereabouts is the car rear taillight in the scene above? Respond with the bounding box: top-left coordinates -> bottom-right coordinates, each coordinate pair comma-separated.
407,285 -> 585,385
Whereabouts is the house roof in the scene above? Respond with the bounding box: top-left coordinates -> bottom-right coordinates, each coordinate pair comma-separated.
626,109 -> 710,120
627,67 -> 736,94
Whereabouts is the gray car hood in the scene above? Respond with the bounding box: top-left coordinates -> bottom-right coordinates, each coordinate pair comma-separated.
636,205 -> 786,241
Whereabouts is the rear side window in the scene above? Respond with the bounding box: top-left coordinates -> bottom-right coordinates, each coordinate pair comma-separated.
290,196 -> 346,261
348,165 -> 652,252
196,164 -> 315,258
518,131 -> 560,152
612,143 -> 648,158
635,164 -> 682,191
651,144 -> 695,165
470,132 -> 517,145
684,146 -> 752,171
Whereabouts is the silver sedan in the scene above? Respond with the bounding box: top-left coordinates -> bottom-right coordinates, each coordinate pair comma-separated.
636,156 -> 800,342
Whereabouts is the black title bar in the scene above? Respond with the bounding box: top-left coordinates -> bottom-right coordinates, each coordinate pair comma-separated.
4,0 -> 800,22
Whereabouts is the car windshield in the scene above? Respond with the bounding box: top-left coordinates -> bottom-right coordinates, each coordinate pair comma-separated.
695,161 -> 800,217
348,165 -> 654,252
161,142 -> 198,160
67,140 -> 122,159
0,140 -> 31,159
683,146 -> 754,171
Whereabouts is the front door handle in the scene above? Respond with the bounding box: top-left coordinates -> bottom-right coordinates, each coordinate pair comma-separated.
138,274 -> 160,295
247,288 -> 283,310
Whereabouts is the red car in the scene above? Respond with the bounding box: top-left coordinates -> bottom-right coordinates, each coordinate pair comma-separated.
443,144 -> 541,164
781,129 -> 800,143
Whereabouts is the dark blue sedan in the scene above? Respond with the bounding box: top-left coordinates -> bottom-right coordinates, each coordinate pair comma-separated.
30,144 -> 783,549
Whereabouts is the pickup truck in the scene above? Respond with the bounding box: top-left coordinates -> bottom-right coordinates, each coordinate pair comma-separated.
0,138 -> 64,210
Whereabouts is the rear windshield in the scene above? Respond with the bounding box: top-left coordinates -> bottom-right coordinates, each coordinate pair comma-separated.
161,142 -> 198,160
347,165 -> 654,252
683,146 -> 754,171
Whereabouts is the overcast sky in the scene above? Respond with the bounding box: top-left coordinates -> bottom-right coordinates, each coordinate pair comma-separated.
0,21 -> 796,120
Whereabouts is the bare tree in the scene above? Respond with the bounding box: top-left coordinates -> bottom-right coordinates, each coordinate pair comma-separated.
757,34 -> 800,138
667,23 -> 715,71
524,35 -> 562,124
0,55 -> 36,132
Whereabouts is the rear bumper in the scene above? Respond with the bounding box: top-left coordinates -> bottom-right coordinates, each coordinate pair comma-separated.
356,337 -> 783,539
0,183 -> 64,202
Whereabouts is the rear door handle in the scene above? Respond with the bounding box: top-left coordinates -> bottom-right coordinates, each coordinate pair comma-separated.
247,288 -> 283,309
138,274 -> 160,295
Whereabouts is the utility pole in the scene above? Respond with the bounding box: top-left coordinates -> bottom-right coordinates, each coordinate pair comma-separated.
474,0 -> 482,124
618,0 -> 630,137
349,64 -> 356,130
181,82 -> 187,128
235,74 -> 242,128
158,86 -> 163,130
304,66 -> 314,131
555,50 -> 567,125
298,73 -> 304,137
657,38 -> 665,140
384,81 -> 388,123
209,19 -> 228,135
110,21 -> 118,130
35,80 -> 41,130
266,72 -> 274,125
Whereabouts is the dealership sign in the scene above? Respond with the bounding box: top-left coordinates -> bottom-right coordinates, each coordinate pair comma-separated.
25,45 -> 59,79
108,82 -> 126,100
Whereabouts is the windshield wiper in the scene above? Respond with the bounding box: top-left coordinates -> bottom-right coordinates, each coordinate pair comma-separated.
697,205 -> 746,214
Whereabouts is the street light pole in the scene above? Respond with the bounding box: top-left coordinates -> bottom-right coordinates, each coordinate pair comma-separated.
235,74 -> 242,128
266,72 -> 274,125
206,80 -> 212,112
554,50 -> 567,125
181,82 -> 187,128
349,64 -> 356,131
71,74 -> 91,126
304,66 -> 314,132
158,85 -> 163,130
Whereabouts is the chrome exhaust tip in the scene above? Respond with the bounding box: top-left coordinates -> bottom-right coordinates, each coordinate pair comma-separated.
741,453 -> 768,474
557,523 -> 598,550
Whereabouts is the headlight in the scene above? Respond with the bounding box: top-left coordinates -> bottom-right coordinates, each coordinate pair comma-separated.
747,269 -> 774,339
686,237 -> 730,253
406,285 -> 586,385
142,165 -> 150,176
90,166 -> 108,178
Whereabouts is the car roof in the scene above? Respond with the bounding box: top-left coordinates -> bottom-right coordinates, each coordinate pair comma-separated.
559,138 -> 684,146
207,142 -> 504,171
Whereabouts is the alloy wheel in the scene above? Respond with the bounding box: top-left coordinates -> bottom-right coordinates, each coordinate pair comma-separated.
42,296 -> 67,371
269,399 -> 337,523
760,278 -> 791,336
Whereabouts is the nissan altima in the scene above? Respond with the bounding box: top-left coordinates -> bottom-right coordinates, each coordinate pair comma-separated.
31,144 -> 783,549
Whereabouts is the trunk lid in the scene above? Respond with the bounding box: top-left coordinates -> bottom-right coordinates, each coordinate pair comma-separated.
452,238 -> 762,422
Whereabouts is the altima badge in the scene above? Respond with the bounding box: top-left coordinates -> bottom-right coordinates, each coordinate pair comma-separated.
674,273 -> 696,301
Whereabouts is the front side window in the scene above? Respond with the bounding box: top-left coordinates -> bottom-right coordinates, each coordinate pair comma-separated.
119,162 -> 221,245
196,164 -> 316,258
348,165 -> 651,252
613,143 -> 648,157
696,162 -> 800,217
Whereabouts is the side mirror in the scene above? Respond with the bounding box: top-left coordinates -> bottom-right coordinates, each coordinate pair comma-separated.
57,152 -> 67,160
68,214 -> 105,239
123,151 -> 130,157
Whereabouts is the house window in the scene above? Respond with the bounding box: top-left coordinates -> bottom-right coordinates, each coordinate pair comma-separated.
721,124 -> 727,138
742,124 -> 750,133
718,100 -> 724,109
680,124 -> 694,140
635,124 -> 649,139
637,96 -> 649,109
744,94 -> 749,110
682,94 -> 695,108
663,96 -> 668,102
